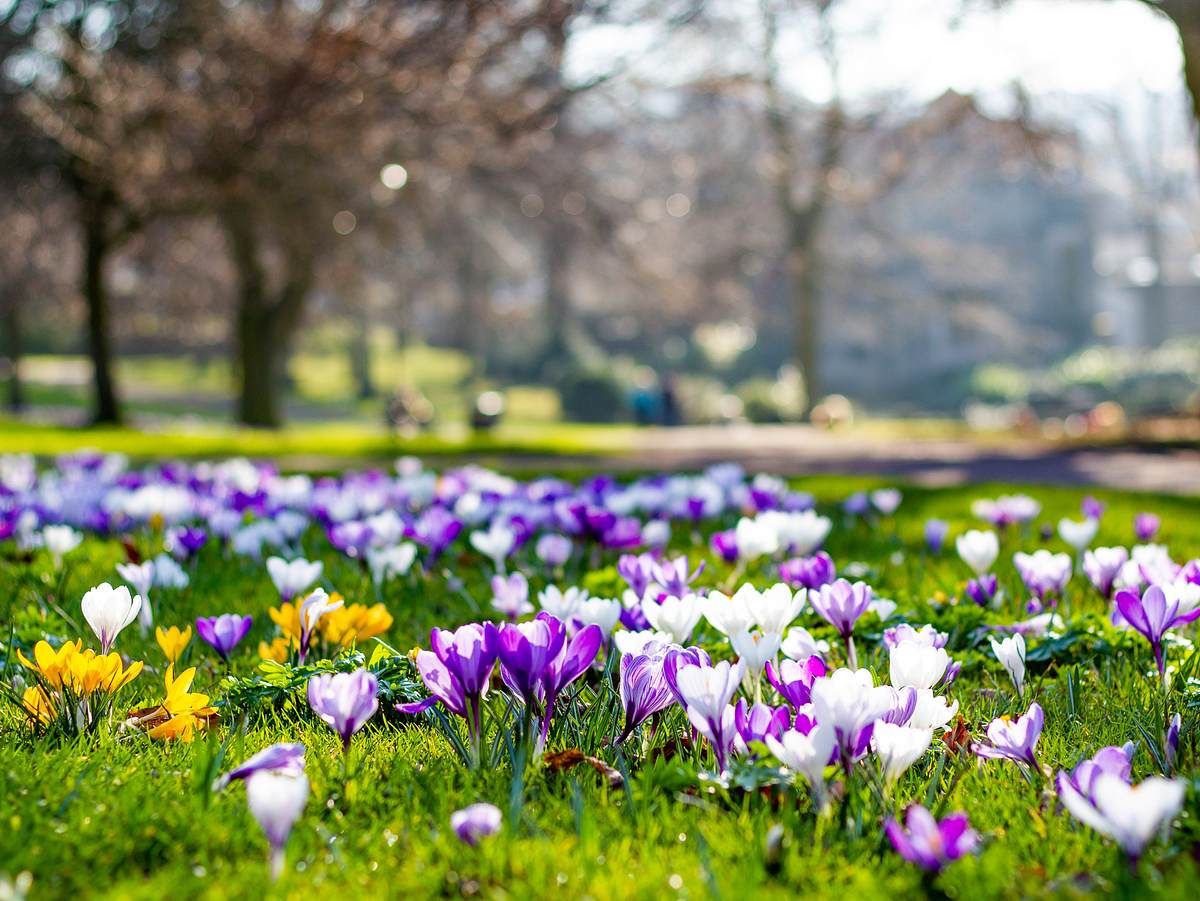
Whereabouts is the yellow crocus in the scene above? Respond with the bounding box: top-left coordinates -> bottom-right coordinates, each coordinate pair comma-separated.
147,665 -> 216,742
18,639 -> 82,690
259,636 -> 292,663
155,625 -> 192,666
66,650 -> 143,695
267,602 -> 303,644
321,602 -> 393,648
21,686 -> 55,724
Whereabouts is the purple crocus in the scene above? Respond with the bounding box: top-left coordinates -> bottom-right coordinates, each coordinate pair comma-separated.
617,642 -> 675,743
195,614 -> 253,662
413,506 -> 464,566
1081,496 -> 1106,521
924,519 -> 950,554
617,553 -> 657,598
885,806 -> 978,873
710,529 -> 738,563
497,617 -> 565,711
765,655 -> 826,708
1135,512 -> 1160,543
810,579 -> 872,668
451,803 -> 502,846
214,743 -> 306,790
168,526 -> 208,561
966,574 -> 997,607
306,669 -> 379,751
733,699 -> 791,755
975,702 -> 1043,769
662,645 -> 712,708
538,618 -> 603,751
490,572 -> 532,621
1166,713 -> 1181,773
536,533 -> 573,567
1083,547 -> 1128,599
843,491 -> 870,517
1058,743 -> 1134,802
1114,584 -> 1200,680
401,622 -> 498,762
778,552 -> 836,590
651,556 -> 705,598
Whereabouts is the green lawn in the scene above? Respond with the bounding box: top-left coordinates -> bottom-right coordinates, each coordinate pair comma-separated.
2,476 -> 1199,898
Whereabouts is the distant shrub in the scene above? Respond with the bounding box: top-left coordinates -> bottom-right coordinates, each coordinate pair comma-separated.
558,367 -> 625,423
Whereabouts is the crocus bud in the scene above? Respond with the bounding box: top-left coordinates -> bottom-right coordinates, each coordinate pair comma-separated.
451,803 -> 502,846
81,583 -> 142,654
245,768 -> 309,880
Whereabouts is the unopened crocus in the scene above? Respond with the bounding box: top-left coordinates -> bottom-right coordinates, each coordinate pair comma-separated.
1058,771 -> 1184,863
1115,584 -> 1200,681
675,660 -> 744,771
1014,550 -> 1072,601
155,624 -> 192,666
451,803 -> 502,847
1166,713 -> 1181,773
490,572 -> 533,621
196,614 -> 252,662
497,616 -> 564,712
956,530 -> 999,576
966,574 -> 997,607
245,767 -> 309,880
539,620 -> 603,750
975,702 -> 1043,769
1082,496 -> 1106,521
924,519 -> 949,554
810,579 -> 872,668
710,528 -> 738,563
214,742 -> 306,790
535,533 -> 573,567
886,806 -> 978,873
307,669 -> 379,751
652,556 -> 705,598
266,556 -> 323,602
1135,512 -> 1160,543
617,553 -> 657,597
297,588 -> 343,661
989,632 -> 1026,698
1084,547 -> 1128,599
730,627 -> 783,679
166,526 -> 208,560
469,521 -> 516,573
662,645 -> 712,708
871,489 -> 902,516
81,582 -> 142,654
779,552 -> 836,590
402,623 -> 498,755
872,722 -> 933,785
617,643 -> 674,743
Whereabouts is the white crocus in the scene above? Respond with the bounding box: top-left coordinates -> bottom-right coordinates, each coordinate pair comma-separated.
469,521 -> 516,573
575,597 -> 623,635
299,588 -> 343,640
41,525 -> 82,562
990,633 -> 1026,698
906,689 -> 960,731
729,628 -> 783,676
1058,517 -> 1098,551
751,583 -> 806,634
266,556 -> 323,601
956,530 -> 999,576
152,553 -> 189,590
889,641 -> 950,691
703,585 -> 756,636
642,593 -> 704,644
872,721 -> 933,784
766,724 -> 836,801
1058,773 -> 1185,859
81,582 -> 142,653
116,560 -> 156,630
775,510 -> 832,555
810,668 -> 897,743
735,516 -> 780,561
612,629 -> 673,656
367,543 -> 418,586
538,585 -> 587,621
675,660 -> 744,729
781,626 -> 831,660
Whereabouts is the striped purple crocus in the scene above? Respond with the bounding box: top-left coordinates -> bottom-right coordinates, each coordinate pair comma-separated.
886,805 -> 978,873
307,669 -> 379,751
1114,584 -> 1200,680
196,614 -> 253,662
617,642 -> 675,743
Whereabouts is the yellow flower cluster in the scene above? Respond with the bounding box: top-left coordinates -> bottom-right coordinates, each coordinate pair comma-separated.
124,665 -> 217,742
17,640 -> 143,725
258,595 -> 392,662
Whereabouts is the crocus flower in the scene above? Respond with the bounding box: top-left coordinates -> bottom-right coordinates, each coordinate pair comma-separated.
1084,547 -> 1128,599
490,572 -> 533,621
196,614 -> 253,662
402,623 -> 498,747
882,623 -> 947,650
972,494 -> 1040,528
810,579 -> 872,668
710,529 -> 738,563
307,669 -> 379,750
1135,512 -> 1160,543
956,530 -> 998,576
1166,713 -> 1181,773
780,626 -> 830,661
367,543 -> 417,586
651,556 -> 704,598
81,583 -> 142,654
497,617 -> 565,711
735,516 -> 780,560
872,722 -> 933,785
965,574 -> 997,607
1058,771 -> 1185,863
469,521 -> 516,573
617,642 -> 674,743
214,742 -> 306,790
451,803 -> 502,846
166,526 -> 208,560
535,533 -> 573,567
733,699 -> 791,754
779,552 -> 836,590
886,806 -> 978,873
413,507 -> 463,565
266,556 -> 323,602
765,720 -> 835,805
765,655 -> 826,708
675,660 -> 744,771
924,519 -> 949,554
975,702 -> 1043,768
1014,550 -> 1072,600
297,588 -> 343,661
871,489 -> 902,516
843,491 -> 870,517
155,624 -> 192,666
810,667 -> 896,769
889,641 -> 950,691
642,592 -> 704,644
989,632 -> 1026,698
617,553 -> 657,598
662,645 -> 712,708
1058,517 -> 1098,552
539,620 -> 603,750
1114,584 -> 1200,680
245,767 -> 309,880
1058,743 -> 1134,802
730,627 -> 783,676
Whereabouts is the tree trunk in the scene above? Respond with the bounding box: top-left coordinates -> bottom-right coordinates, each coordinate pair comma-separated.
542,228 -> 572,370
350,310 -> 375,400
2,295 -> 24,413
81,190 -> 122,425
1157,2 -> 1200,170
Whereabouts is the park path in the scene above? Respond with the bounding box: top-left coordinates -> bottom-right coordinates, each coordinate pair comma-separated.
488,425 -> 1200,496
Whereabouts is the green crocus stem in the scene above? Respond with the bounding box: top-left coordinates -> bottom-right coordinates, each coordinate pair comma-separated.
845,635 -> 858,671
269,846 -> 286,882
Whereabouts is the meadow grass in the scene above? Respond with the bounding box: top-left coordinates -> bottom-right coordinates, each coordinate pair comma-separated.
2,476 -> 1199,899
